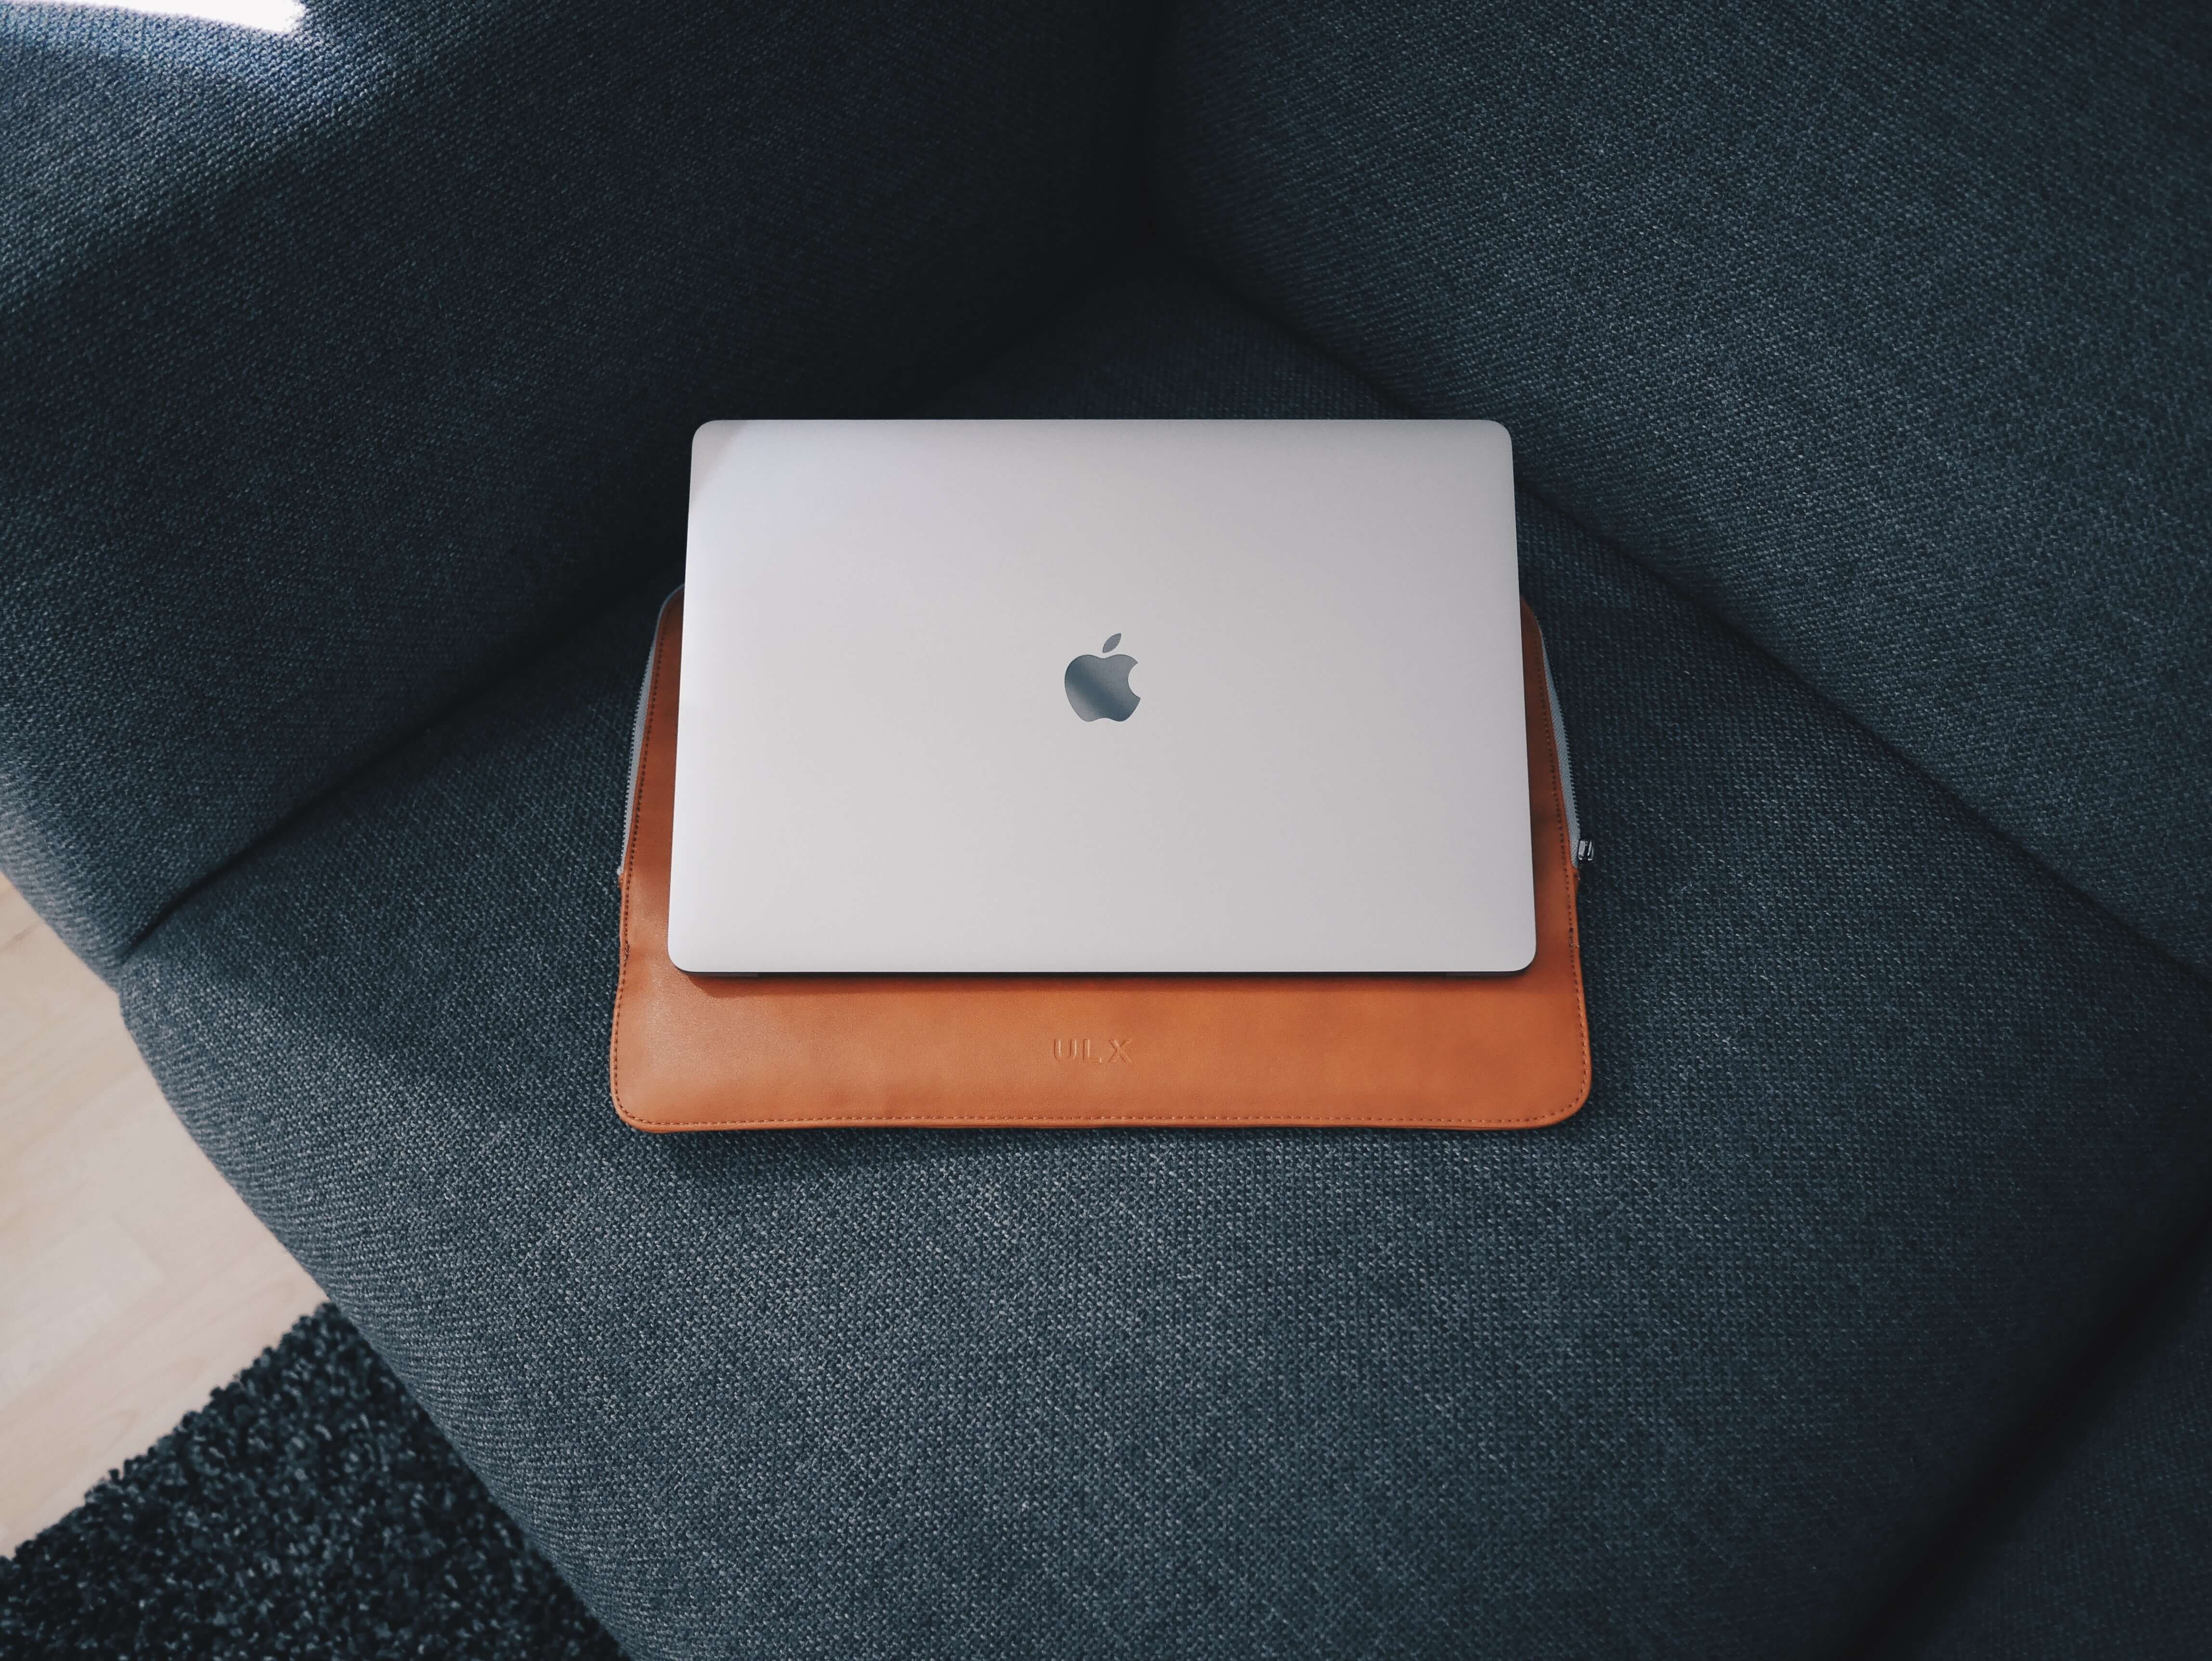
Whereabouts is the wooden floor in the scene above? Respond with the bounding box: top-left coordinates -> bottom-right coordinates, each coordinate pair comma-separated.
0,876 -> 324,1556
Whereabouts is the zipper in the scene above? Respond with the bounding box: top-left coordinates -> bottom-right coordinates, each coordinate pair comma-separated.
1538,631 -> 1593,868
620,586 -> 684,875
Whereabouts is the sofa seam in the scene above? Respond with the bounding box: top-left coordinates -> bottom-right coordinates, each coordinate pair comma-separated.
1157,258 -> 2210,991
114,564 -> 682,976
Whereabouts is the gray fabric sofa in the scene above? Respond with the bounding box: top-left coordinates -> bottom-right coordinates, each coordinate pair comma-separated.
3,1 -> 2207,1655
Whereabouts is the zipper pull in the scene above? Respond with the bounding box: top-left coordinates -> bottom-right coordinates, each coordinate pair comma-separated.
1538,629 -> 1592,870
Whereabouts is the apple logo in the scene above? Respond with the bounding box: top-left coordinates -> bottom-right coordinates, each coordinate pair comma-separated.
1064,633 -> 1140,723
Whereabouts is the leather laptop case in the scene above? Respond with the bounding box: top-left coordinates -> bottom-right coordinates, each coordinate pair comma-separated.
611,593 -> 1590,1131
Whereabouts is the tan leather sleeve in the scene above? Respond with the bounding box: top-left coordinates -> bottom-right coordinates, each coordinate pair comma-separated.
611,595 -> 1589,1131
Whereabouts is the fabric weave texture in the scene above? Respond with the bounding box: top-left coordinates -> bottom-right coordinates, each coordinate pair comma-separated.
107,266 -> 2212,1658
1888,1230 -> 2212,1661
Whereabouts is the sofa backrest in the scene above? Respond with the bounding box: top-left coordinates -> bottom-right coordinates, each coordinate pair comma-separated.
1158,0 -> 2212,974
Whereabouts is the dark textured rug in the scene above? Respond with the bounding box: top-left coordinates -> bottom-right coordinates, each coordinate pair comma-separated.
0,1306 -> 623,1659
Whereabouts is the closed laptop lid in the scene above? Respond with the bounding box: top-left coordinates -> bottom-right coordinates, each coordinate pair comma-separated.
668,419 -> 1533,974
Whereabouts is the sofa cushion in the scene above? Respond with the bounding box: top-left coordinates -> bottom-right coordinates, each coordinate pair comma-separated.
1886,1228 -> 2212,1659
1156,0 -> 2212,975
0,0 -> 1156,976
116,264 -> 2212,1659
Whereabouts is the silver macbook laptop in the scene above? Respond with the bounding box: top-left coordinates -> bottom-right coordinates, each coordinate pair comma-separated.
668,419 -> 1532,974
